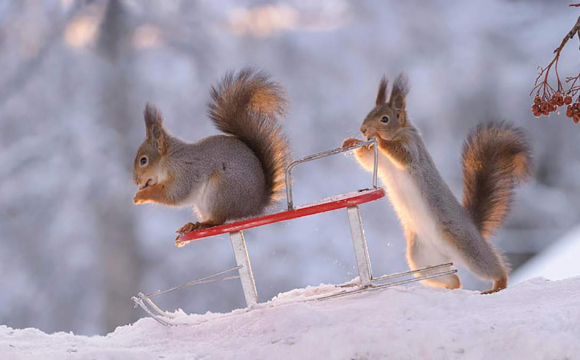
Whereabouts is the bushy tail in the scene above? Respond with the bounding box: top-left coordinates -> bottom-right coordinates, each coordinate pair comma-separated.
207,67 -> 290,204
461,121 -> 532,239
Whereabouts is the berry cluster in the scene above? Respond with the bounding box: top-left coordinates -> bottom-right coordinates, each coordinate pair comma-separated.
529,3 -> 580,124
531,93 -> 579,123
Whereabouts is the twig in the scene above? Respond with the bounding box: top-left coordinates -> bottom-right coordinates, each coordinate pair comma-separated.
530,5 -> 580,123
530,14 -> 580,98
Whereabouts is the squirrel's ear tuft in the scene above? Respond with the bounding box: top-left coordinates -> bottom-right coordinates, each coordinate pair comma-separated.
144,103 -> 167,153
389,73 -> 409,112
375,76 -> 388,105
144,103 -> 163,127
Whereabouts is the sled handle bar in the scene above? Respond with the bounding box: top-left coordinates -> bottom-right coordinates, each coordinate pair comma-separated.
285,138 -> 379,210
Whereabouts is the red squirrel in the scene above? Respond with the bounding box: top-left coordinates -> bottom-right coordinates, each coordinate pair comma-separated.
343,74 -> 532,293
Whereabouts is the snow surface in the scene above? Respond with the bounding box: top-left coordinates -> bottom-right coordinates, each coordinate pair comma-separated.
512,225 -> 580,284
2,277 -> 580,360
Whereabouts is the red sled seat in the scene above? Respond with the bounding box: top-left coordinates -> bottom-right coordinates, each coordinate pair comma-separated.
177,188 -> 385,244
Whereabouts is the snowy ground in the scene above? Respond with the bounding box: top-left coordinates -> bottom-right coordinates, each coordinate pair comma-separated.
1,277 -> 579,360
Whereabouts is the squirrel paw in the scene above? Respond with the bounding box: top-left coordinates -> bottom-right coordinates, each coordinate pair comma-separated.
174,234 -> 187,248
133,191 -> 149,204
176,221 -> 220,234
481,276 -> 508,295
481,288 -> 502,295
176,222 -> 199,234
341,138 -> 363,149
133,183 -> 160,204
174,223 -> 198,247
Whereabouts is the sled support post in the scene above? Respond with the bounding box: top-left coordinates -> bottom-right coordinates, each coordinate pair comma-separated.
229,231 -> 258,307
347,205 -> 372,286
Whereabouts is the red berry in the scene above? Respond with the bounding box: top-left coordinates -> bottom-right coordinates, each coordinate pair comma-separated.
564,96 -> 573,105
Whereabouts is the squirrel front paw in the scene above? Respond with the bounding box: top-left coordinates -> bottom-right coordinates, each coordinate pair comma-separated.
133,189 -> 152,204
133,183 -> 170,205
133,191 -> 148,204
342,138 -> 363,149
133,184 -> 159,204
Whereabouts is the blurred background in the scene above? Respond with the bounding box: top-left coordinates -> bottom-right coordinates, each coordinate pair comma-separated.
1,0 -> 579,336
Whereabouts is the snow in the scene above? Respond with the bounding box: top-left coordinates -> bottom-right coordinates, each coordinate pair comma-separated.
512,225 -> 580,284
2,277 -> 580,360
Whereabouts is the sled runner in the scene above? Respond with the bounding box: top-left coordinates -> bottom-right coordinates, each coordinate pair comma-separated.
133,139 -> 457,325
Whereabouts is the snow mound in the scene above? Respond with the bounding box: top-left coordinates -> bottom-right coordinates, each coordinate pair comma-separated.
512,225 -> 580,283
2,277 -> 580,360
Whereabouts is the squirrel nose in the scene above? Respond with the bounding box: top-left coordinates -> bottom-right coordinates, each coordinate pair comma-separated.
360,125 -> 368,135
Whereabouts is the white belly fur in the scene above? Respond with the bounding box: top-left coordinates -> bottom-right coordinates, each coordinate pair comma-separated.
180,180 -> 214,221
378,155 -> 451,254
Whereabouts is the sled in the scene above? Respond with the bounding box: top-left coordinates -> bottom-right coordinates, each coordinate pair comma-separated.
133,139 -> 457,326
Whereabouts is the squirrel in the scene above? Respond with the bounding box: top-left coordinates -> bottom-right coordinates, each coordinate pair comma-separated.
342,74 -> 532,294
132,68 -> 290,239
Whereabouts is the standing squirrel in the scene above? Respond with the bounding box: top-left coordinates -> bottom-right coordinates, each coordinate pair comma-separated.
342,74 -> 532,293
132,68 -> 290,237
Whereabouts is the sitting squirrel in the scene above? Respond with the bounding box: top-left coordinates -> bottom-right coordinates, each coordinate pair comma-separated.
342,74 -> 532,293
132,68 -> 290,238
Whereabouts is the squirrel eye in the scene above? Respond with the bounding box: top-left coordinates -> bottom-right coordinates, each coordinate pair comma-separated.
140,156 -> 148,167
380,116 -> 390,123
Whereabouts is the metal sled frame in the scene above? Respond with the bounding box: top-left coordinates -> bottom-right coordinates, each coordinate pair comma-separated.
133,139 -> 457,325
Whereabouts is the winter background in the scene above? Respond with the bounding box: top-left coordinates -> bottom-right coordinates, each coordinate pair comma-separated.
1,0 -> 579,338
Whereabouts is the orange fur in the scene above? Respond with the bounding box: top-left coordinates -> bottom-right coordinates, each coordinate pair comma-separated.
133,181 -> 174,205
377,137 -> 412,167
482,276 -> 508,294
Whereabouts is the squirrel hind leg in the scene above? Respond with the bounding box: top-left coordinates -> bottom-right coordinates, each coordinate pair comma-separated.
406,233 -> 461,290
441,226 -> 509,292
481,275 -> 508,295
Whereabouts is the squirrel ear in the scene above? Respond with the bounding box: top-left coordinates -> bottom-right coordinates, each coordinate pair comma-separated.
375,76 -> 388,105
389,73 -> 409,114
144,103 -> 167,153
